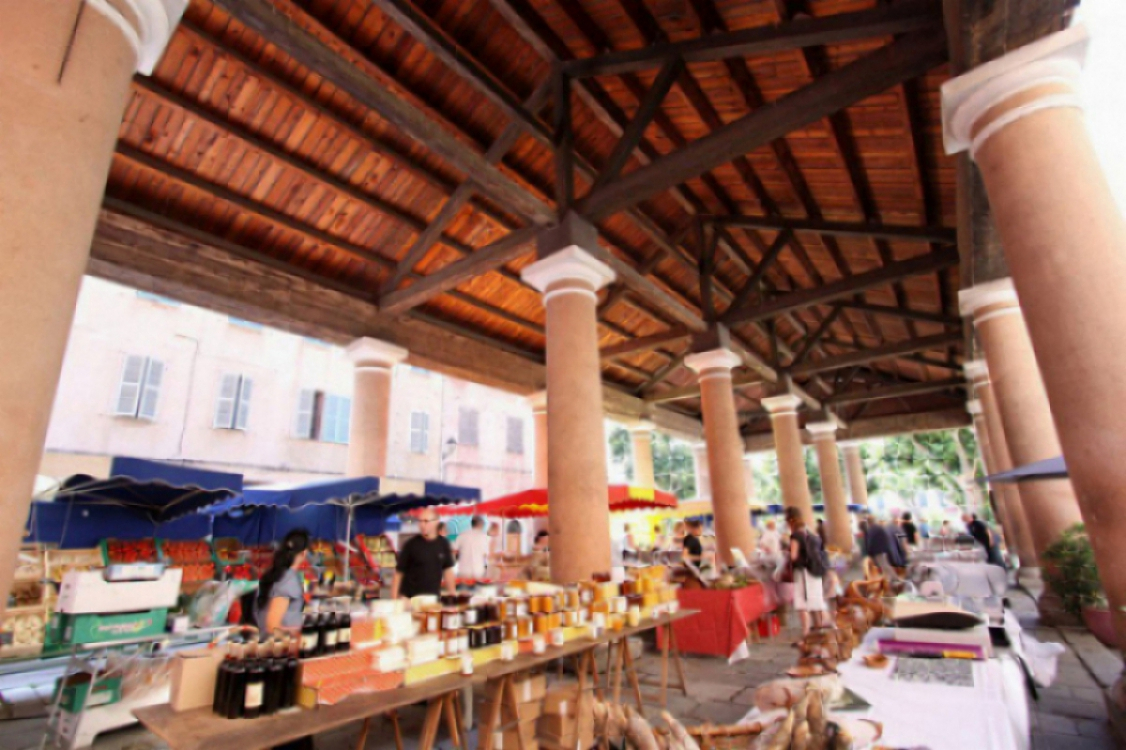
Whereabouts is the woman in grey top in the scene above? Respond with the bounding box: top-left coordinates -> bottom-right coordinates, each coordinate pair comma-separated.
256,529 -> 310,635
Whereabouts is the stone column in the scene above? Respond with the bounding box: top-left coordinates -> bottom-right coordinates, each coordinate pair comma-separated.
0,0 -> 185,614
345,338 -> 407,477
965,363 -> 1038,569
628,423 -> 655,488
807,422 -> 852,553
966,399 -> 1016,558
960,283 -> 1083,563
522,231 -> 615,583
762,395 -> 814,525
945,23 -> 1126,646
691,443 -> 710,501
840,441 -> 869,508
528,391 -> 548,489
686,349 -> 756,563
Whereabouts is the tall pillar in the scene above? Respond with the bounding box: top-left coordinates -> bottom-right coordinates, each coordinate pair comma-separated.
960,282 -> 1083,562
966,399 -> 1017,559
686,348 -> 756,563
762,394 -> 814,525
628,423 -> 655,488
522,227 -> 615,583
965,363 -> 1038,568
0,0 -> 186,614
807,422 -> 852,553
529,391 -> 548,489
839,441 -> 869,508
345,339 -> 407,477
691,443 -> 710,501
944,22 -> 1126,648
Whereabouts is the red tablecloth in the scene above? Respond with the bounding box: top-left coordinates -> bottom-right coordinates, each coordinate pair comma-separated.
659,583 -> 775,658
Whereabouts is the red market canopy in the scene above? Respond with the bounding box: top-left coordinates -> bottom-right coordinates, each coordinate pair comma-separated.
437,486 -> 678,519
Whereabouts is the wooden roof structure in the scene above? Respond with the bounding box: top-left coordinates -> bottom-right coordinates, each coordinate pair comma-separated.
91,0 -> 1078,444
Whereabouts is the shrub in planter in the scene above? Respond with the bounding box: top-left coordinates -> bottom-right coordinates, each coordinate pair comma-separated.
1042,524 -> 1108,623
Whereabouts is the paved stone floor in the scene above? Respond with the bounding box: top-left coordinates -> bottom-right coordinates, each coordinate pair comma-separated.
2,589 -> 1122,750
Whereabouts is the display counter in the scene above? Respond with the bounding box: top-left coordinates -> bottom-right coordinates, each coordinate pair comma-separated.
658,583 -> 775,659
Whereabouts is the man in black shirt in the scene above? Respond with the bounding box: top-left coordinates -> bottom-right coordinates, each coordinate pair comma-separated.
682,519 -> 704,564
392,509 -> 456,598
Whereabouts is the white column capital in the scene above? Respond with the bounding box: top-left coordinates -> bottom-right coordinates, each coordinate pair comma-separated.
966,399 -> 984,417
685,348 -> 741,378
964,359 -> 990,384
626,420 -> 655,434
959,277 -> 1020,323
346,337 -> 408,368
942,24 -> 1089,157
527,390 -> 548,413
89,0 -> 188,75
521,246 -> 615,302
838,440 -> 863,452
805,421 -> 838,442
761,394 -> 802,415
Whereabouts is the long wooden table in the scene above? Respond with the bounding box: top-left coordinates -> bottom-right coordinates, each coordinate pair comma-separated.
134,610 -> 696,750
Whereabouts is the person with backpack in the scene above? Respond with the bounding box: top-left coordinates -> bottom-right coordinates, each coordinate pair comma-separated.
785,506 -> 829,635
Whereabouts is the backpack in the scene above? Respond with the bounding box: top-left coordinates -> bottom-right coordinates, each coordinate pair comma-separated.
800,530 -> 830,578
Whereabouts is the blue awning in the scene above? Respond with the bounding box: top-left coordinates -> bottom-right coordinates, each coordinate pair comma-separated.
208,476 -> 479,516
983,456 -> 1067,484
49,457 -> 242,523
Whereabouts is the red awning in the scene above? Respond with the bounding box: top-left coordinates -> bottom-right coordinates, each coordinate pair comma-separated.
436,485 -> 677,518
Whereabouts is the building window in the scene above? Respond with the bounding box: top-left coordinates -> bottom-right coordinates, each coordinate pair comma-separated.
135,291 -> 180,307
295,389 -> 350,443
114,355 -> 164,420
458,408 -> 479,447
214,374 -> 253,430
410,412 -> 429,454
506,417 -> 524,455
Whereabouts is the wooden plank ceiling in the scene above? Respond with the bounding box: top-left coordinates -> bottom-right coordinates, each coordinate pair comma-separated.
104,0 -> 975,439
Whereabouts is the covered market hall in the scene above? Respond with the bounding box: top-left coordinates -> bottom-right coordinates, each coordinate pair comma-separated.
3,0 -> 1126,749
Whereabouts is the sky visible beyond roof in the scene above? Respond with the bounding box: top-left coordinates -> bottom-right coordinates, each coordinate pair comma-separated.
1077,0 -> 1126,216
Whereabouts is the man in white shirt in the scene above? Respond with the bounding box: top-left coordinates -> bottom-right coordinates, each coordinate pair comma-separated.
757,520 -> 782,558
454,516 -> 491,580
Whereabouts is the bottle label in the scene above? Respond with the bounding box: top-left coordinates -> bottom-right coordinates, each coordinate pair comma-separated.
325,632 -> 338,648
245,683 -> 264,709
339,627 -> 351,644
302,634 -> 317,652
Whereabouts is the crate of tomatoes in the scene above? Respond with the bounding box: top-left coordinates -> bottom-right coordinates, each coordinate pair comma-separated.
158,539 -> 211,564
101,538 -> 159,566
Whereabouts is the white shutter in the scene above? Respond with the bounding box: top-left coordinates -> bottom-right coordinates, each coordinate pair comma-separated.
137,359 -> 163,420
235,377 -> 253,430
295,389 -> 315,438
214,374 -> 239,429
114,355 -> 145,416
506,417 -> 524,454
459,408 -> 479,446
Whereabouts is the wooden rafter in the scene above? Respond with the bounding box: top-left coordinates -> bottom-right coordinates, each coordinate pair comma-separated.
824,378 -> 968,406
789,333 -> 964,378
707,216 -> 956,245
600,327 -> 692,361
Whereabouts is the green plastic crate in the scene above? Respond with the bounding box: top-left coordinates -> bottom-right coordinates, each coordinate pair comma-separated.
51,608 -> 168,645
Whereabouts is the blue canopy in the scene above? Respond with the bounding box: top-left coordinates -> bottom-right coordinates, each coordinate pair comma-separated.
52,457 -> 242,523
25,501 -> 212,549
983,456 -> 1067,483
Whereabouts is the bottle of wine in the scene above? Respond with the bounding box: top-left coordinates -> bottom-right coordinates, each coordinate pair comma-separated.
282,637 -> 300,709
322,611 -> 339,654
243,644 -> 266,719
299,614 -> 317,659
314,612 -> 330,656
337,609 -> 352,652
223,643 -> 248,720
213,643 -> 236,716
262,640 -> 284,716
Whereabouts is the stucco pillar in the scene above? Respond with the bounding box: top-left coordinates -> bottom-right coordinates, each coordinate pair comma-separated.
945,22 -> 1126,645
0,0 -> 185,615
965,363 -> 1038,569
522,240 -> 615,583
960,282 -> 1084,566
628,423 -> 655,489
966,399 -> 1017,560
686,349 -> 756,564
762,394 -> 814,525
691,443 -> 710,501
528,391 -> 548,489
839,441 -> 869,508
344,339 -> 407,477
807,422 -> 852,553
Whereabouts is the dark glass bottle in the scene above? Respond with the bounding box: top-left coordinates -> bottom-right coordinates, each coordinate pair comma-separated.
282,638 -> 300,709
299,614 -> 317,659
243,650 -> 266,719
313,612 -> 328,656
262,641 -> 284,716
337,610 -> 352,652
224,644 -> 248,720
213,646 -> 236,716
322,611 -> 339,654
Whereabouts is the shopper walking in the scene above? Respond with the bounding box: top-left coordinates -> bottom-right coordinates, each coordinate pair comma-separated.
256,529 -> 310,635
392,510 -> 457,599
454,515 -> 490,580
785,507 -> 829,636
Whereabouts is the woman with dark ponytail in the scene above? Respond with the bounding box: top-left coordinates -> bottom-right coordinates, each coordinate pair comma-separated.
256,529 -> 310,635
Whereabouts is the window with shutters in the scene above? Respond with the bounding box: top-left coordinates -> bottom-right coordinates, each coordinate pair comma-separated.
506,416 -> 524,455
214,374 -> 253,430
458,408 -> 479,447
114,355 -> 164,420
320,395 -> 351,444
295,389 -> 319,439
410,412 -> 429,454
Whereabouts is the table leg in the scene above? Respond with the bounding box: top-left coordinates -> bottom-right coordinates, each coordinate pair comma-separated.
443,693 -> 463,750
670,627 -> 689,697
585,648 -> 605,701
452,690 -> 469,750
620,637 -> 644,710
478,676 -> 507,750
660,623 -> 670,707
353,718 -> 371,750
612,640 -> 625,705
389,711 -> 404,750
418,697 -> 445,750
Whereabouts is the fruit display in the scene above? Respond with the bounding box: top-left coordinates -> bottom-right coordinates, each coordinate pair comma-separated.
222,563 -> 254,581
176,562 -> 216,584
45,548 -> 104,584
15,546 -> 46,582
104,538 -> 158,565
358,534 -> 397,570
160,540 -> 211,564
212,538 -> 246,565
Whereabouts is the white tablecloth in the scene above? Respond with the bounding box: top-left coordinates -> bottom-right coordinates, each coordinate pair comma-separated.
910,561 -> 1008,598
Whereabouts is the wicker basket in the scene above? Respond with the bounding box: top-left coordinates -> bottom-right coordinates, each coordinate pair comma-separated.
655,723 -> 765,750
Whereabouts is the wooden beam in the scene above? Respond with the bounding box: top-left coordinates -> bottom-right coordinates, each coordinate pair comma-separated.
721,231 -> 791,321
743,407 -> 970,450
211,0 -> 554,225
645,372 -> 764,404
553,67 -> 574,213
836,301 -> 961,327
825,378 -> 967,406
636,352 -> 687,394
564,0 -> 942,77
789,332 -> 964,377
379,227 -> 540,314
600,327 -> 691,360
579,31 -> 947,220
708,215 -> 956,245
726,249 -> 959,325
789,306 -> 844,367
581,245 -> 707,332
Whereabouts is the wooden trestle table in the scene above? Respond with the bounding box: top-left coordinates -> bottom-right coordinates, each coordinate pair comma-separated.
133,610 -> 696,750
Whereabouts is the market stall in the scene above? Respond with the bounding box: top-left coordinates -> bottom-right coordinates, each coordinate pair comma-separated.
658,582 -> 776,660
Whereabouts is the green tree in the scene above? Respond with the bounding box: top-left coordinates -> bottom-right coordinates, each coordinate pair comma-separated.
607,425 -> 633,482
652,433 -> 696,500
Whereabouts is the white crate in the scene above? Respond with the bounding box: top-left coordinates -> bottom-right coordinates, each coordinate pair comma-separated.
57,569 -> 182,615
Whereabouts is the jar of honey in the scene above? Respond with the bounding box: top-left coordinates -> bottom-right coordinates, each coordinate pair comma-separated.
517,616 -> 533,639
562,610 -> 577,627
514,596 -> 529,618
528,596 -> 542,615
533,613 -> 549,634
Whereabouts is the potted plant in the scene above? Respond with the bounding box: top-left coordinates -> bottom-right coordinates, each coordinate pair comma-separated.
1043,524 -> 1116,647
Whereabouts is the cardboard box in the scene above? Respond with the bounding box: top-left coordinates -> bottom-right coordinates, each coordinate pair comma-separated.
484,699 -> 542,724
170,648 -> 224,712
492,718 -> 537,750
486,672 -> 546,704
52,608 -> 168,645
542,686 -> 580,717
54,674 -> 122,713
537,698 -> 593,750
58,569 -> 182,614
